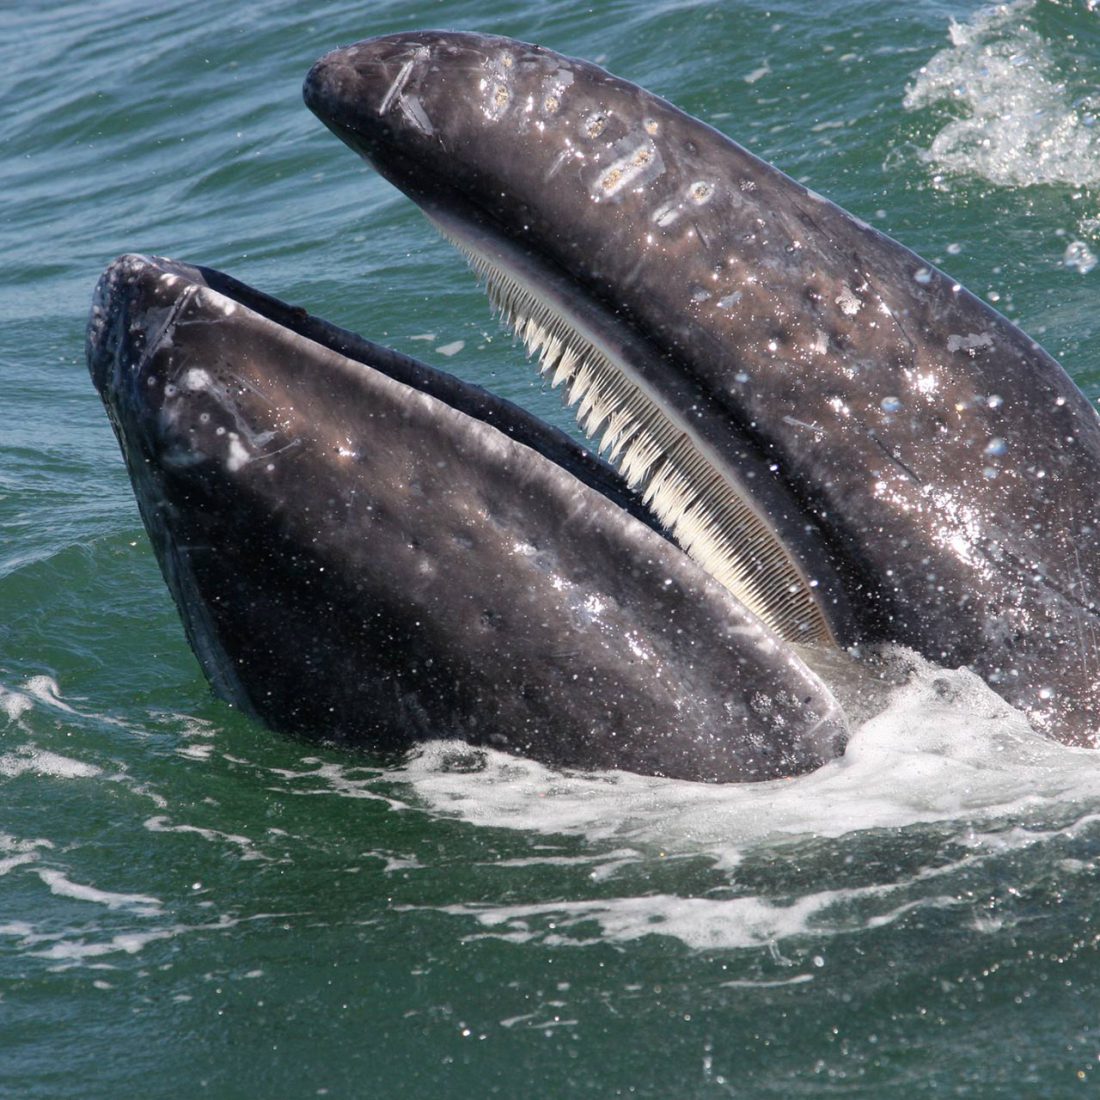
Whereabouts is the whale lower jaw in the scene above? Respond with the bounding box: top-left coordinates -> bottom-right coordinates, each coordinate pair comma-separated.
88,253 -> 851,784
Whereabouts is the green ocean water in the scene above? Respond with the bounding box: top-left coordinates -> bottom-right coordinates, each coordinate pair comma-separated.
5,0 -> 1100,1095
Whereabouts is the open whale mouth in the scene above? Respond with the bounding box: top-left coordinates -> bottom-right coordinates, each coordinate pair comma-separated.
87,32 -> 1100,782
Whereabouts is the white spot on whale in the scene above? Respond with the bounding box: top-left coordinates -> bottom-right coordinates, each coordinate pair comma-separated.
653,202 -> 681,228
583,594 -> 606,617
947,332 -> 994,355
835,284 -> 862,316
196,287 -> 237,317
183,368 -> 212,392
226,432 -> 251,472
592,140 -> 663,200
584,112 -> 609,138
688,180 -> 715,205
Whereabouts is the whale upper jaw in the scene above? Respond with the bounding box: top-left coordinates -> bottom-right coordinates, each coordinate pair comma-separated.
303,31 -> 1100,748
305,37 -> 860,653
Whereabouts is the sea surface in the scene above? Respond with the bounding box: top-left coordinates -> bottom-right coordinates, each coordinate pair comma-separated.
4,1 -> 1100,1096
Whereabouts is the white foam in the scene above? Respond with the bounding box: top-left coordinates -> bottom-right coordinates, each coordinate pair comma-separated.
21,675 -> 78,713
436,886 -> 949,952
743,61 -> 771,85
392,656 -> 1100,948
143,815 -> 270,862
1064,239 -> 1098,274
30,927 -> 184,962
2,675 -> 127,730
36,869 -> 162,916
20,911 -> 290,965
905,1 -> 1100,189
0,921 -> 39,938
176,743 -> 214,761
0,748 -> 102,780
407,659 -> 1097,849
263,759 -> 408,810
0,834 -> 52,876
0,685 -> 33,722
0,851 -> 41,876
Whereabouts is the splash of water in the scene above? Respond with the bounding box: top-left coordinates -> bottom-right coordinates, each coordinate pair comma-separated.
905,0 -> 1100,191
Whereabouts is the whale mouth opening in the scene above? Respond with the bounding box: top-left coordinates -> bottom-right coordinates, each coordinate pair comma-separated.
93,247 -> 844,651
422,205 -> 841,648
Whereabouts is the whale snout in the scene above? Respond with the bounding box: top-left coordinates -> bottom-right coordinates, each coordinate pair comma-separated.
303,36 -> 436,138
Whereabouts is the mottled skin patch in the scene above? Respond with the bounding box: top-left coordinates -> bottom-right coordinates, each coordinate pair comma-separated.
306,32 -> 1100,744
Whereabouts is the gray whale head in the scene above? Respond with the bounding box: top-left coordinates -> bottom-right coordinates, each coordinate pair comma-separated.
84,33 -> 1100,783
304,31 -> 1100,747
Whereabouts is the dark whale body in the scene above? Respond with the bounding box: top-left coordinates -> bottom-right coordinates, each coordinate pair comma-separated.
87,34 -> 1100,783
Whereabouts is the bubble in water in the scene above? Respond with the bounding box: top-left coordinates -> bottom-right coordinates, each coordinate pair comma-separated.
1063,240 -> 1097,275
